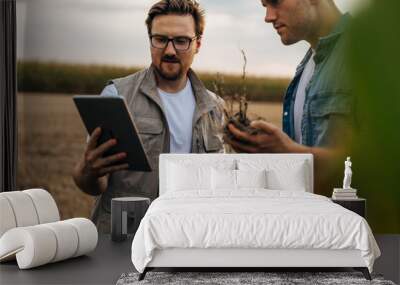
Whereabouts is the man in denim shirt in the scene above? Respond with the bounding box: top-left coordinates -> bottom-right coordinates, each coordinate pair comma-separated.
226,0 -> 353,194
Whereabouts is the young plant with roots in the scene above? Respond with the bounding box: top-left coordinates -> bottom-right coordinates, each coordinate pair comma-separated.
213,49 -> 266,144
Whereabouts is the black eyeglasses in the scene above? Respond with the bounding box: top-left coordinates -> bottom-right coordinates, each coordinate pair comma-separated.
149,35 -> 197,52
264,0 -> 281,7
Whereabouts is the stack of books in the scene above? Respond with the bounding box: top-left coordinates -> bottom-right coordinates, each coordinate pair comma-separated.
332,188 -> 358,200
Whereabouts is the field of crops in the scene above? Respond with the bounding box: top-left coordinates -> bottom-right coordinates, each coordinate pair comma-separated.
17,93 -> 283,219
17,61 -> 290,102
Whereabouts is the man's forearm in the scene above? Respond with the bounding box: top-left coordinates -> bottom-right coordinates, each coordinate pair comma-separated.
290,143 -> 345,196
75,175 -> 108,196
290,143 -> 335,160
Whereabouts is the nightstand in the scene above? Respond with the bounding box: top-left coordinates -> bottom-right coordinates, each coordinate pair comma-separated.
111,197 -> 151,242
331,198 -> 366,218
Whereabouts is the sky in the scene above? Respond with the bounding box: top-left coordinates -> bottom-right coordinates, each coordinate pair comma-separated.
16,0 -> 368,77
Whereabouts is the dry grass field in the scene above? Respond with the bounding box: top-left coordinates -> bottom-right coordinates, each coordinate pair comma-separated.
17,93 -> 282,220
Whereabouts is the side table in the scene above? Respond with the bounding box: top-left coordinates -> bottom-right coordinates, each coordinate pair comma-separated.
331,198 -> 366,218
111,197 -> 150,242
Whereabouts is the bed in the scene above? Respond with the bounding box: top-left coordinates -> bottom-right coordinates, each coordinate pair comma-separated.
131,154 -> 380,280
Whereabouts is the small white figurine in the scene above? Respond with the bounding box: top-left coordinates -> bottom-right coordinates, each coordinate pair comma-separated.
343,157 -> 353,189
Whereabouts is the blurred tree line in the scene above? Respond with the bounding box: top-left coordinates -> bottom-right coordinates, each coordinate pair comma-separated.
17,61 -> 289,102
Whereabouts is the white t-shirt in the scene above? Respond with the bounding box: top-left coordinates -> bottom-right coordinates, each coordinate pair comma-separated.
100,79 -> 196,153
294,51 -> 316,144
158,79 -> 196,153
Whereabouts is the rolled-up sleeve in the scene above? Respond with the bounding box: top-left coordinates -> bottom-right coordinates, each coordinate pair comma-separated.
100,84 -> 119,97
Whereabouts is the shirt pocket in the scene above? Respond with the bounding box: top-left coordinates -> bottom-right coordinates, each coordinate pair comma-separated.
310,92 -> 351,117
204,133 -> 223,153
309,92 -> 352,146
200,113 -> 223,153
135,116 -> 164,155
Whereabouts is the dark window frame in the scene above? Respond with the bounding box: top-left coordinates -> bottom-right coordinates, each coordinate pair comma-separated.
0,0 -> 17,192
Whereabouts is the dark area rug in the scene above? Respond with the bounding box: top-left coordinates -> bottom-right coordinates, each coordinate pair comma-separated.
116,271 -> 396,285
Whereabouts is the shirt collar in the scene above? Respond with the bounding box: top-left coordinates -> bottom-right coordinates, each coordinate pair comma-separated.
139,65 -> 217,113
314,13 -> 351,63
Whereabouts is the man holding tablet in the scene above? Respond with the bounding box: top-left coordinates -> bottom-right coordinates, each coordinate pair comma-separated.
73,0 -> 224,233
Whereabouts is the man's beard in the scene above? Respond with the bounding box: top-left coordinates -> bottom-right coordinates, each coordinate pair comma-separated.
155,55 -> 183,81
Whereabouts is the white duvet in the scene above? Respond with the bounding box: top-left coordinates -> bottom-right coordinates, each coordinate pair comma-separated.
131,190 -> 380,273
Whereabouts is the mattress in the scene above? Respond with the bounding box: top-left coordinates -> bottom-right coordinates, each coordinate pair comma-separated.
131,190 -> 380,273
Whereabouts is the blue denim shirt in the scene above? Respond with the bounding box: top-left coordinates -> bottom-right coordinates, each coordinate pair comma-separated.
283,14 -> 354,147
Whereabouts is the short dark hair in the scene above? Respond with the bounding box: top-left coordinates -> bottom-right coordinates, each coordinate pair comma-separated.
145,0 -> 205,38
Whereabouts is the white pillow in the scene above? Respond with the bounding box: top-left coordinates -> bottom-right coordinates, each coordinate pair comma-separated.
167,162 -> 211,191
236,169 -> 267,189
238,159 -> 309,192
166,157 -> 236,170
266,167 -> 307,191
212,168 -> 237,190
211,169 -> 267,191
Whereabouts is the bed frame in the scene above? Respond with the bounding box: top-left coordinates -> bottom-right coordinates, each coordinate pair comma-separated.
139,248 -> 371,280
138,154 -> 371,281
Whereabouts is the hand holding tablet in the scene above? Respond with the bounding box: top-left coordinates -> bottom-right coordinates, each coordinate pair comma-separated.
73,96 -> 152,177
82,126 -> 130,178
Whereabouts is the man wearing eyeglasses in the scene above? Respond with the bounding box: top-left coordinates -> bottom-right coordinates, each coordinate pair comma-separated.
225,0 -> 354,195
73,0 -> 224,233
